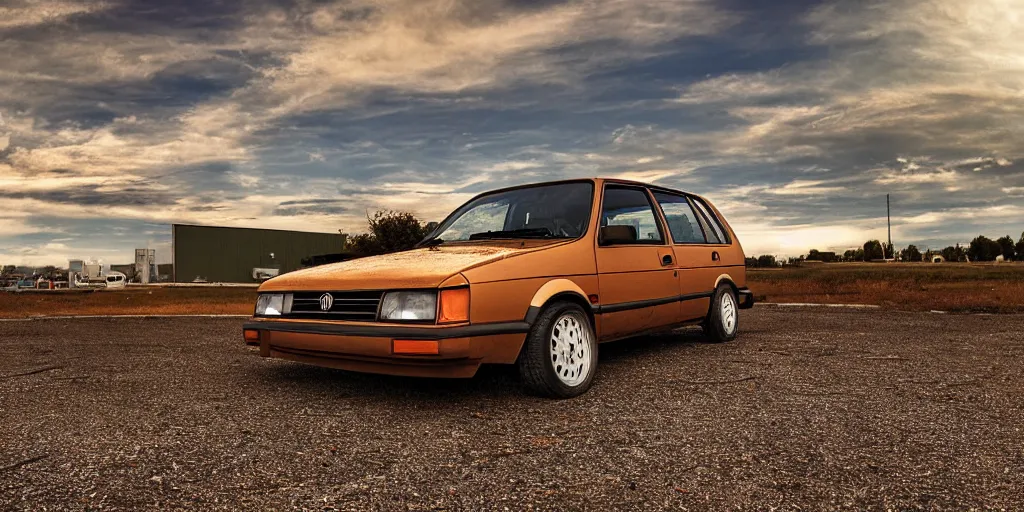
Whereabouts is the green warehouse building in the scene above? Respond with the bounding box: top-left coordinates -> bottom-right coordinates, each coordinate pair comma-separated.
171,224 -> 349,283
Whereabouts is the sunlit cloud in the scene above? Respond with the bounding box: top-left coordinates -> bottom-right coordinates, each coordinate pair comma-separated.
0,0 -> 107,29
767,180 -> 847,196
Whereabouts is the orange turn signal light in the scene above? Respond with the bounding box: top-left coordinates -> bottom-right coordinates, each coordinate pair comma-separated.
438,287 -> 470,324
393,340 -> 439,355
243,329 -> 260,345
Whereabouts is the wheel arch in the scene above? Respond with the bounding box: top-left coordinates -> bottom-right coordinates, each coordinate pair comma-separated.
706,274 -> 740,318
714,273 -> 739,294
525,279 -> 595,329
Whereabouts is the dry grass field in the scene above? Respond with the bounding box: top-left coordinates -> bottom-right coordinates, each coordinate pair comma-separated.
1,263 -> 1022,318
748,262 -> 1024,313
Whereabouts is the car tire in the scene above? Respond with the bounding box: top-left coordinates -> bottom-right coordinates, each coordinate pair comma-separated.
517,301 -> 598,398
702,284 -> 739,343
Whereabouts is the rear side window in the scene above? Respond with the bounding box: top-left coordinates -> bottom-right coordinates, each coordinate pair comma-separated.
600,186 -> 664,244
653,192 -> 706,244
690,197 -> 730,244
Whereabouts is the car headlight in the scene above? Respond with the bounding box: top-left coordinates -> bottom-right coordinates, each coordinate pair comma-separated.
380,291 -> 437,321
255,293 -> 286,316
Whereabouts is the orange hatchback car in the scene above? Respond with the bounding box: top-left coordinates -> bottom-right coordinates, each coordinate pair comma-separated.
244,178 -> 753,397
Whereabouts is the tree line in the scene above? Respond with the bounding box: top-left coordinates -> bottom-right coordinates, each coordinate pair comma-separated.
746,232 -> 1024,267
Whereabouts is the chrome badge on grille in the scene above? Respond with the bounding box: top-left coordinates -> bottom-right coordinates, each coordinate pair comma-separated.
319,293 -> 334,311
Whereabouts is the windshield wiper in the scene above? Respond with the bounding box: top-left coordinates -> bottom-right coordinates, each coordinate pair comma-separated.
417,237 -> 445,248
468,228 -> 562,240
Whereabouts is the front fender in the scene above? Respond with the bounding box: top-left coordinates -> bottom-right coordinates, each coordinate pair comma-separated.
529,278 -> 589,308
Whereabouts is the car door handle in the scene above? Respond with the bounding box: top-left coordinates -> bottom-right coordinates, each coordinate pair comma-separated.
711,251 -> 720,261
662,254 -> 673,266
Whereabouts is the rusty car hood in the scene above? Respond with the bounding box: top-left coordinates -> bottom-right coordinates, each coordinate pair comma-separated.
259,242 -> 560,291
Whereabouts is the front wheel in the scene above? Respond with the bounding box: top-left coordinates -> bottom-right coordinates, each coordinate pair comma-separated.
702,284 -> 739,343
517,302 -> 598,398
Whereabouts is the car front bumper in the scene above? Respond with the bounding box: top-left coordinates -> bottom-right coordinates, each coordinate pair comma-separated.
242,319 -> 529,378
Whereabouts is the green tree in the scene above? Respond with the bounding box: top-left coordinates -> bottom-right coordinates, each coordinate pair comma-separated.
882,242 -> 894,260
757,254 -> 777,267
995,235 -> 1016,261
346,233 -> 381,256
370,210 -> 431,254
941,245 -> 959,262
0,265 -> 15,276
968,236 -> 1002,262
807,249 -> 821,261
345,210 -> 431,256
902,245 -> 922,262
1017,232 -> 1024,261
863,240 -> 884,260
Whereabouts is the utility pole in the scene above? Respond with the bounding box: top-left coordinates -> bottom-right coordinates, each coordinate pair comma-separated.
887,194 -> 892,260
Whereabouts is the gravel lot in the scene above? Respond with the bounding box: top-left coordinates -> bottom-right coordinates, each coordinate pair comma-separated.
2,307 -> 1023,510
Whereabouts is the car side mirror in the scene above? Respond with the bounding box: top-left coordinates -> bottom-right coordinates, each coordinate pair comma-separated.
599,225 -> 637,245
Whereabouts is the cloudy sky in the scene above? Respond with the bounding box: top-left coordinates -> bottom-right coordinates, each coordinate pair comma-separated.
1,0 -> 1022,266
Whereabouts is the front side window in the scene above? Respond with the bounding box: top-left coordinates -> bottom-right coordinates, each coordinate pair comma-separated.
653,192 -> 706,244
430,182 -> 593,242
599,186 -> 664,244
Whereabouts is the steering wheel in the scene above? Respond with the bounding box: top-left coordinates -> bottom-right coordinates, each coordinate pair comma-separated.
551,218 -> 574,238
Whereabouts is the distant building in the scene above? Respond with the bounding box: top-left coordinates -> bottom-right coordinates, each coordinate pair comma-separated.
135,249 -> 156,284
157,264 -> 173,282
171,224 -> 349,283
110,263 -> 136,278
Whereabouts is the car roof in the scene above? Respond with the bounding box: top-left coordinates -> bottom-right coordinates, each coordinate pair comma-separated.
476,177 -> 706,201
597,178 -> 705,198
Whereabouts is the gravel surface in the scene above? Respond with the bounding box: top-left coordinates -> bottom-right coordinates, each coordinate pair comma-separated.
2,307 -> 1023,510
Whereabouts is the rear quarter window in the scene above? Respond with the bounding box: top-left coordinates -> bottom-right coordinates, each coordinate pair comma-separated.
690,197 -> 731,244
652,192 -> 706,244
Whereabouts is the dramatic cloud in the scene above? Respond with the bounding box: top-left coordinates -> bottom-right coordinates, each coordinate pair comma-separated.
0,0 -> 106,29
0,0 -> 1022,266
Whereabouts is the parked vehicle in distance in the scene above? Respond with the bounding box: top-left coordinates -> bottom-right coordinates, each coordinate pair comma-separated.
244,178 -> 753,397
103,272 -> 127,289
74,271 -> 127,289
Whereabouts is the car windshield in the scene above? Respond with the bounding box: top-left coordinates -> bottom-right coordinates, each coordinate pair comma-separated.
428,182 -> 594,242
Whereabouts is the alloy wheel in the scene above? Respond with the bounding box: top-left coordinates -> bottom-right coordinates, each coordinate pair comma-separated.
721,292 -> 737,335
549,312 -> 592,386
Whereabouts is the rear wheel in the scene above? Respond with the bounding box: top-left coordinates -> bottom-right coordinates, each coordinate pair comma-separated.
702,284 -> 739,343
517,302 -> 597,398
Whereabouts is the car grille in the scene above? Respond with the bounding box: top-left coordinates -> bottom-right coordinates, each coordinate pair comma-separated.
288,290 -> 384,321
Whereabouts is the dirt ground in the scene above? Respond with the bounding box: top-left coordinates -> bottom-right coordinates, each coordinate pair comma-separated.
2,307 -> 1022,510
0,287 -> 257,318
